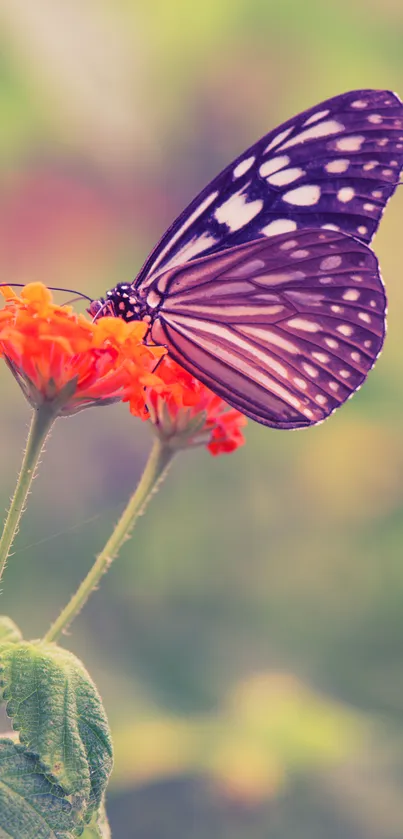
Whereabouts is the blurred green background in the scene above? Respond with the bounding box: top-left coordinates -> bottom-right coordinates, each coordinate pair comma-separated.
1,1 -> 403,837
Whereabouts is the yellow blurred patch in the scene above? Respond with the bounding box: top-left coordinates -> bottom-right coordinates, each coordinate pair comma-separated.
112,671 -> 366,803
295,419 -> 403,520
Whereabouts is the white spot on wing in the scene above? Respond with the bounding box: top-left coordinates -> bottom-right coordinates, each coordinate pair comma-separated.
264,127 -> 294,152
157,274 -> 170,293
265,358 -> 289,378
291,249 -> 310,258
214,189 -> 263,231
228,259 -> 266,278
287,290 -> 323,305
146,290 -> 160,308
279,120 -> 344,149
283,185 -> 321,206
259,155 -> 290,177
351,99 -> 368,108
280,238 -> 298,250
143,190 -> 218,278
288,318 -> 321,333
320,255 -> 342,270
325,159 -> 350,173
261,219 -> 297,237
367,114 -> 383,124
302,363 -> 318,377
337,187 -> 355,203
336,135 -> 365,151
304,109 -> 330,125
169,233 -> 217,267
312,352 -> 329,363
343,289 -> 360,301
337,324 -> 353,336
267,167 -> 305,186
233,156 -> 255,178
147,190 -> 219,276
253,269 -> 305,286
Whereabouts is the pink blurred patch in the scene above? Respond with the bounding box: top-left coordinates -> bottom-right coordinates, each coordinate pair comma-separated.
0,169 -> 121,288
0,168 -> 174,293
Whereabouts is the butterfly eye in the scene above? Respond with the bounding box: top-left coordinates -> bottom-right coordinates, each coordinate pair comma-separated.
87,299 -> 111,320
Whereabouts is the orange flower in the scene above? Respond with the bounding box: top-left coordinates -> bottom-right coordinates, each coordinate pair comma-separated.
0,283 -> 166,416
126,355 -> 247,456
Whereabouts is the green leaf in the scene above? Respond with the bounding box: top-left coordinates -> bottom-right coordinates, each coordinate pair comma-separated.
81,804 -> 111,839
0,737 -> 81,839
0,642 -> 113,823
0,617 -> 23,647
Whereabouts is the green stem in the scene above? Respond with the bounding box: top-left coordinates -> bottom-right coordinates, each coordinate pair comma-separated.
0,406 -> 56,584
44,438 -> 174,643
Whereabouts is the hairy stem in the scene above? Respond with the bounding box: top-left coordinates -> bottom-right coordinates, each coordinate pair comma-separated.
0,406 -> 56,584
44,438 -> 174,642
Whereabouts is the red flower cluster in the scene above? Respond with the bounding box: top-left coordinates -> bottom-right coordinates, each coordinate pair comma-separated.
133,355 -> 247,456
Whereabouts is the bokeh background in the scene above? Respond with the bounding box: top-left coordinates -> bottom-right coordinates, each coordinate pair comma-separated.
0,2 -> 403,837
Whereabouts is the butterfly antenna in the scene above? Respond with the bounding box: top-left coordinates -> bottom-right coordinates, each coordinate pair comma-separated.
0,283 -> 94,304
64,295 -> 91,306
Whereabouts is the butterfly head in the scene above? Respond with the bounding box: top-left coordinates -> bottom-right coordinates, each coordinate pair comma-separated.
88,284 -> 144,322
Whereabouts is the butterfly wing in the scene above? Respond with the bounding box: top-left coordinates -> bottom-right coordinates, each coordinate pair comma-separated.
136,89 -> 403,287
148,229 -> 385,428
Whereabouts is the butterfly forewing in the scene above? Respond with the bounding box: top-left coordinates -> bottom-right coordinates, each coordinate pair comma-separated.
136,89 -> 403,286
148,229 -> 385,428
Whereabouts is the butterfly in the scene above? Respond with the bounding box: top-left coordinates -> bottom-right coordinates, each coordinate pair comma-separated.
89,89 -> 403,429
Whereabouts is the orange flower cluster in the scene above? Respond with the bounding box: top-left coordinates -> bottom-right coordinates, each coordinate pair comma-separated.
0,284 -> 164,416
0,284 -> 246,454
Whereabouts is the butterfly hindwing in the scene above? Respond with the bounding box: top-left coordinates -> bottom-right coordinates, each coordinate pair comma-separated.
136,89 -> 403,287
148,229 -> 385,428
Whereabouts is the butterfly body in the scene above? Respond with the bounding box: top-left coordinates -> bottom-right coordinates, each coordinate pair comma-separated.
102,283 -> 151,322
90,89 -> 403,428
